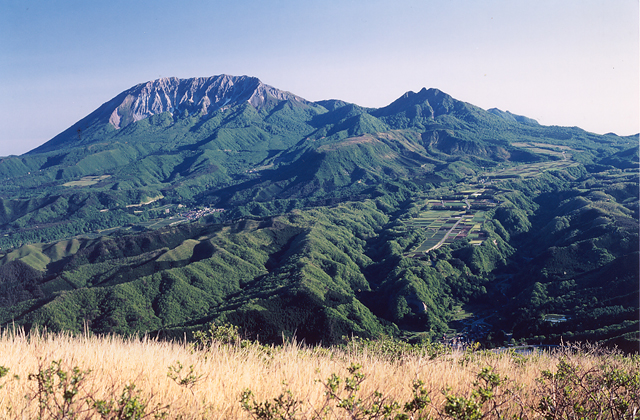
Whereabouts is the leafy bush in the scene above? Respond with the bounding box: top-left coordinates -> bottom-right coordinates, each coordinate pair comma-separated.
22,359 -> 169,419
241,363 -> 432,420
240,344 -> 640,419
534,356 -> 640,419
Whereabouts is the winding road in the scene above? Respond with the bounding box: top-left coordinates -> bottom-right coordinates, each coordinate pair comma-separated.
425,217 -> 465,252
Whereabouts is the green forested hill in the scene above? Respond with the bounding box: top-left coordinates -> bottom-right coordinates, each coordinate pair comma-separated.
0,197 -> 510,344
0,75 -> 637,350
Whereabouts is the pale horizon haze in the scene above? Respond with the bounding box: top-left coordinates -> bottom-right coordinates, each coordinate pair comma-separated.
1,0 -> 638,156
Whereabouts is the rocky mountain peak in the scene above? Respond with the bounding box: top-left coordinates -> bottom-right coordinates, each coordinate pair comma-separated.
371,87 -> 458,121
107,75 -> 305,129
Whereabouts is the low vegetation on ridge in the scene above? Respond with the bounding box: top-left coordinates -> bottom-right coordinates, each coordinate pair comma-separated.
0,327 -> 637,419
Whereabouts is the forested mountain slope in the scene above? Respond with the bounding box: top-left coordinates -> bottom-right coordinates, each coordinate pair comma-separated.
0,75 -> 637,350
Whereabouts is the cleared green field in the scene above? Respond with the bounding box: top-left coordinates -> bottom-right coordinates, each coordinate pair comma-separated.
443,202 -> 467,208
62,175 -> 111,187
512,142 -> 574,152
486,160 -> 578,179
137,217 -> 187,230
405,209 -> 464,223
460,188 -> 485,195
425,200 -> 467,209
525,147 -> 566,158
471,213 -> 485,222
416,239 -> 442,251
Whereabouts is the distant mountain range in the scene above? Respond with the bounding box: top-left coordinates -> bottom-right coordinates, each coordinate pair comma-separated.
0,75 -> 637,350
5,75 -> 633,213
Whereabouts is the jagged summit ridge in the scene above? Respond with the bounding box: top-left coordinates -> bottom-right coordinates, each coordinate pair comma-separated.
27,75 -> 561,156
108,75 -> 306,129
487,108 -> 539,126
371,87 -> 460,120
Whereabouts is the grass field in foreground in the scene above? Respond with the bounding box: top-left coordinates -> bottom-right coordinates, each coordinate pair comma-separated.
0,329 -> 637,419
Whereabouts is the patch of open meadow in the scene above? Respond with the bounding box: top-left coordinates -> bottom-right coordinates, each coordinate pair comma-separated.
0,327 -> 637,419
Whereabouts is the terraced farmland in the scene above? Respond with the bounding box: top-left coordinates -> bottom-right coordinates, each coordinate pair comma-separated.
405,197 -> 491,255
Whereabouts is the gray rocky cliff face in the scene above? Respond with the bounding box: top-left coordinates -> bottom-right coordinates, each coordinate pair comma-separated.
108,75 -> 306,129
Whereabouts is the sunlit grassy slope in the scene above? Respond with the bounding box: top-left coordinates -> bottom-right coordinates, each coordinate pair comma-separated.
0,329 -> 637,419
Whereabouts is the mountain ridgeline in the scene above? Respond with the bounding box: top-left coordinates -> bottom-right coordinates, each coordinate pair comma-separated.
0,75 -> 637,350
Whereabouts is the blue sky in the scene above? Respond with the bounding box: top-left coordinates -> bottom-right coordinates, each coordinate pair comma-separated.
1,0 -> 638,156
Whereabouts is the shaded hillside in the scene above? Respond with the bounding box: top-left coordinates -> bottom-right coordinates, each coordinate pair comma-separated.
0,195 -> 525,344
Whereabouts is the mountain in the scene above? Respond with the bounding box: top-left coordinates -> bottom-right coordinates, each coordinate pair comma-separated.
30,75 -> 313,154
0,75 -> 637,350
487,108 -> 539,126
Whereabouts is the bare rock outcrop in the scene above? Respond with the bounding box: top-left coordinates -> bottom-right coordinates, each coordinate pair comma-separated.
108,75 -> 306,129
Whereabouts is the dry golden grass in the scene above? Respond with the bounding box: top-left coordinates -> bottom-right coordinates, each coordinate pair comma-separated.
0,328 -> 636,419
